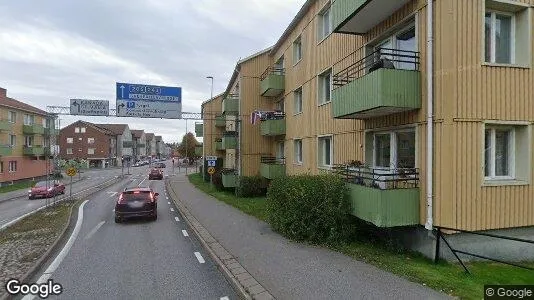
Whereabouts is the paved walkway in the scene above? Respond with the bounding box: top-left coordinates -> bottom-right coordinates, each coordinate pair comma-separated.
168,174 -> 450,300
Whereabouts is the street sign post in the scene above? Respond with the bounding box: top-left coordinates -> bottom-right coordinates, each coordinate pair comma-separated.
66,167 -> 77,201
206,156 -> 217,186
116,83 -> 182,118
70,99 -> 110,116
207,166 -> 215,186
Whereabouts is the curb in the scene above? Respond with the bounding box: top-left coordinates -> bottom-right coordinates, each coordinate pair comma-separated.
165,179 -> 275,300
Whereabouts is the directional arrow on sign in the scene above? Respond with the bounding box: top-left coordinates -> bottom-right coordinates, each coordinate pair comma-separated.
117,103 -> 125,114
72,101 -> 80,113
120,85 -> 125,98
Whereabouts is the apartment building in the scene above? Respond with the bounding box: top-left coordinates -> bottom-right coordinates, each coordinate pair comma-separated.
131,129 -> 146,162
202,0 -> 534,259
59,120 -> 117,168
95,124 -> 133,166
200,94 -> 225,160
155,136 -> 163,158
0,88 -> 58,184
145,133 -> 156,157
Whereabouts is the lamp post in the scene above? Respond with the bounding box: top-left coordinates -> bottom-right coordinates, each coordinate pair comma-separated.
205,76 -> 214,181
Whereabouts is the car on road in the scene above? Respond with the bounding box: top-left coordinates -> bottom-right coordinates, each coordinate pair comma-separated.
148,168 -> 163,180
115,187 -> 159,223
28,180 -> 65,199
154,162 -> 166,168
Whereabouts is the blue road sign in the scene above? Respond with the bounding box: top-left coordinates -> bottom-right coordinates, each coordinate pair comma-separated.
207,161 -> 216,167
116,83 -> 182,102
127,101 -> 135,108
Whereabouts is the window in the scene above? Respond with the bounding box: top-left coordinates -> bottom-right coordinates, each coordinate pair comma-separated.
276,98 -> 285,112
294,139 -> 303,164
294,88 -> 303,114
485,11 -> 514,64
42,119 -> 47,128
81,127 -> 86,133
367,129 -> 416,169
318,136 -> 333,168
317,4 -> 332,41
23,114 -> 34,126
483,125 -> 529,182
371,24 -> 416,71
9,161 -> 17,172
293,36 -> 302,64
67,138 -> 73,144
276,141 -> 285,159
24,136 -> 34,147
87,138 -> 95,144
0,162 -> 3,173
88,148 -> 95,155
9,135 -> 16,147
74,127 -> 80,133
8,111 -> 16,123
66,148 -> 73,155
318,69 -> 332,105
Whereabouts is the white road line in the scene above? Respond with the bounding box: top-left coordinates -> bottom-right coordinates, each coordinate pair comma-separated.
138,177 -> 147,187
182,230 -> 189,237
22,200 -> 89,300
108,192 -> 118,198
194,252 -> 205,264
167,201 -> 170,204
112,209 -> 115,212
174,216 -> 180,222
220,297 -> 230,300
166,196 -> 169,200
170,208 -> 174,212
84,221 -> 105,240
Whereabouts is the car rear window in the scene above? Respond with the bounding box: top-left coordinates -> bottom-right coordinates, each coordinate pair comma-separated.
122,191 -> 151,201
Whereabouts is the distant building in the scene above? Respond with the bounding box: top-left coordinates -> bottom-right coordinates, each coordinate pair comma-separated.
95,124 -> 133,166
131,129 -> 146,162
145,133 -> 156,157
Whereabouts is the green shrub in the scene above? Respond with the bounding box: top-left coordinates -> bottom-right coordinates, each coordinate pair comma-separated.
267,174 -> 353,244
236,175 -> 269,198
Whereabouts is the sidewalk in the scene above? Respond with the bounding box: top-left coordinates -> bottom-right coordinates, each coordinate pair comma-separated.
167,174 -> 450,300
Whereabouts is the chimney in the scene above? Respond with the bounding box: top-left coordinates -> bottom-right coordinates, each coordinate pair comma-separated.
0,88 -> 6,98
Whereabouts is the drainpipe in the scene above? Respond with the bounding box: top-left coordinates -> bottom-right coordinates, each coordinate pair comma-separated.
425,0 -> 434,231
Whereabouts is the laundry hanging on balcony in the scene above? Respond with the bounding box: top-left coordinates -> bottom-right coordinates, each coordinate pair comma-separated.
251,110 -> 285,125
250,111 -> 262,125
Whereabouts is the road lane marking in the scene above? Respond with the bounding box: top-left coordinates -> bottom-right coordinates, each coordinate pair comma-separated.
138,177 -> 147,187
84,221 -> 105,240
22,200 -> 89,300
182,230 -> 189,237
167,201 -> 170,204
107,192 -> 118,198
170,208 -> 174,212
220,297 -> 230,300
166,196 -> 169,200
194,252 -> 205,264
174,216 -> 180,222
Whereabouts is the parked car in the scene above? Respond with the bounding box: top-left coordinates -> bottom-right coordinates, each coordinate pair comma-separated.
115,187 -> 159,223
154,162 -> 166,168
28,180 -> 65,199
148,168 -> 163,180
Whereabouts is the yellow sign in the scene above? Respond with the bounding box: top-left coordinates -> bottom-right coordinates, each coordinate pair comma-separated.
207,167 -> 216,175
66,167 -> 77,177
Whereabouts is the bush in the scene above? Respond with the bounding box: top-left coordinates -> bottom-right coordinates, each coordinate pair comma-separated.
236,175 -> 269,198
267,174 -> 354,244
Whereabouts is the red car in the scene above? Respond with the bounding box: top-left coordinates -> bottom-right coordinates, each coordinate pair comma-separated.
28,180 -> 65,199
148,168 -> 163,180
115,187 -> 159,223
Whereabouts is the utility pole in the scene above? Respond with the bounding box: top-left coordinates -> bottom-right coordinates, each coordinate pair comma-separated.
205,76 -> 214,181
185,120 -> 188,175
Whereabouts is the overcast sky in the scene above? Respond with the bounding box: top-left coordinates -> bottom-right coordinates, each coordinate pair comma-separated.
0,0 -> 305,143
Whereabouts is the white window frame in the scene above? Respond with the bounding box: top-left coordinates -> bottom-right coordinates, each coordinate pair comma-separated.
9,135 -> 16,147
294,87 -> 303,115
371,128 -> 417,169
88,148 -> 95,155
317,135 -> 333,169
81,127 -> 86,133
294,139 -> 303,164
23,114 -> 34,126
317,2 -> 332,43
317,68 -> 332,105
8,111 -> 16,123
276,141 -> 285,160
293,36 -> 303,65
24,136 -> 34,147
8,161 -> 17,173
87,137 -> 95,144
485,9 -> 516,64
484,126 -> 515,180
67,138 -> 73,144
74,127 -> 80,133
66,148 -> 73,155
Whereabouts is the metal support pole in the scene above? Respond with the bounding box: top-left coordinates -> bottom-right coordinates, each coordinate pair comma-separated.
185,120 -> 188,175
69,175 -> 73,201
434,228 -> 441,263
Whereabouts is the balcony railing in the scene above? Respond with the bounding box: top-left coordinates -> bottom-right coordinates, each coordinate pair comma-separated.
332,164 -> 419,189
195,123 -> 203,137
23,124 -> 45,135
0,120 -> 13,131
333,48 -> 420,89
260,67 -> 285,97
0,145 -> 12,156
215,138 -> 223,151
260,66 -> 285,81
222,94 -> 239,115
215,115 -> 226,127
23,145 -> 45,156
259,111 -> 286,136
260,156 -> 286,179
221,168 -> 238,188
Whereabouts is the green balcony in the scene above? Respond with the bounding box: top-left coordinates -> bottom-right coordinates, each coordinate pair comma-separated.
332,0 -> 411,35
195,123 -> 203,137
123,141 -> 133,148
136,143 -> 145,148
215,141 -> 223,151
260,67 -> 285,97
195,145 -> 203,156
222,96 -> 239,115
215,115 -> 226,127
347,183 -> 419,227
23,124 -> 45,135
260,119 -> 286,136
222,135 -> 237,149
260,163 -> 286,179
222,171 -> 238,188
0,145 -> 12,156
23,146 -> 45,156
332,69 -> 421,119
0,120 -> 13,131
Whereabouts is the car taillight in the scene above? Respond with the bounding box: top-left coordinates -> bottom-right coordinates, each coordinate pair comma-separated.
118,194 -> 126,204
148,193 -> 154,203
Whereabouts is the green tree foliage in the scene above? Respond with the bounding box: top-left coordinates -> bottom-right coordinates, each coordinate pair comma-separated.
177,132 -> 200,162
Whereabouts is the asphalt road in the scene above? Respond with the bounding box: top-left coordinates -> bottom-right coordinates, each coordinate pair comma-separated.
22,163 -> 236,299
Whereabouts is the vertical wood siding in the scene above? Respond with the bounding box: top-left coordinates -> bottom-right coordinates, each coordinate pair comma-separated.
201,95 -> 224,157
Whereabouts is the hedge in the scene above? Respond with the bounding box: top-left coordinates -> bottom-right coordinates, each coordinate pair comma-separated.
266,174 -> 354,244
236,175 -> 269,198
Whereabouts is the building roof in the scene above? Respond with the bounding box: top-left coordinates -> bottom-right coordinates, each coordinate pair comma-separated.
61,120 -> 115,136
145,133 -> 155,140
201,93 -> 224,107
94,124 -> 128,135
0,88 -> 49,116
270,0 -> 315,56
131,130 -> 145,138
223,46 -> 273,97
155,136 -> 162,141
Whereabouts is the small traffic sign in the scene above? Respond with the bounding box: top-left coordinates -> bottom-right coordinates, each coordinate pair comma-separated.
66,167 -> 77,177
206,156 -> 217,161
207,161 -> 216,167
207,167 -> 216,175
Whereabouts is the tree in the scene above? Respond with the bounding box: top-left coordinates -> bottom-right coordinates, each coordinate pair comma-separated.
177,132 -> 200,163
